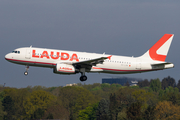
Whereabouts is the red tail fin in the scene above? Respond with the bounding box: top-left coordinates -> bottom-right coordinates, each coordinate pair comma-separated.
140,34 -> 174,61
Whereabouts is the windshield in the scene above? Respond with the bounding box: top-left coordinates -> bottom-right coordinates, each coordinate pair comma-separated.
12,51 -> 20,54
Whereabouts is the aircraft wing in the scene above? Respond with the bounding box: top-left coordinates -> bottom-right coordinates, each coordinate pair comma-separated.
72,55 -> 112,69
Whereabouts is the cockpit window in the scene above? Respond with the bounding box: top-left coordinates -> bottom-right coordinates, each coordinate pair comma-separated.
12,51 -> 20,54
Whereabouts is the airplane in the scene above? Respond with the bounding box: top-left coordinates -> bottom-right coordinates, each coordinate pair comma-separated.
5,34 -> 174,81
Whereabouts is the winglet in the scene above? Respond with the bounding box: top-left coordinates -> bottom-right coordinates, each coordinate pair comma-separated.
107,55 -> 112,60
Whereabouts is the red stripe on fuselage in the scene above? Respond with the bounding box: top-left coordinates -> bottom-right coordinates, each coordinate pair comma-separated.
5,58 -> 56,66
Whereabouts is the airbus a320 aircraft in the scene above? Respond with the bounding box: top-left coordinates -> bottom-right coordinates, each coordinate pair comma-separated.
5,34 -> 174,81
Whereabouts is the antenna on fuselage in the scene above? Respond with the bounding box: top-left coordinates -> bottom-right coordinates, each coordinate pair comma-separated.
30,45 -> 32,48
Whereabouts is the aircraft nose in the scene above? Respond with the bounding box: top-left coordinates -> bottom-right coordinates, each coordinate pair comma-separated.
5,53 -> 10,60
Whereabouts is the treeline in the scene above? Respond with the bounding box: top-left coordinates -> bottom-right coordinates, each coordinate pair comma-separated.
1,76 -> 180,120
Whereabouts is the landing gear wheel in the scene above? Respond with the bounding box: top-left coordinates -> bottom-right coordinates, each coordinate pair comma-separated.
80,75 -> 87,81
24,71 -> 28,76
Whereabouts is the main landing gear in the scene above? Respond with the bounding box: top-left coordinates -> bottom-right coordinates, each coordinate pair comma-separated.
24,66 -> 29,76
80,75 -> 87,81
79,68 -> 87,81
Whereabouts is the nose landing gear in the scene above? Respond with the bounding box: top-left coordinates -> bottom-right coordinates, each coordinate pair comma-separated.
24,66 -> 29,76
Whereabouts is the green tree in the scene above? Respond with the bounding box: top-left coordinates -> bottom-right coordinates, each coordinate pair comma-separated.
150,78 -> 161,92
59,86 -> 97,120
2,88 -> 31,119
158,89 -> 164,97
116,87 -> 135,108
31,85 -> 47,91
113,87 -> 136,119
177,79 -> 180,91
161,76 -> 176,90
0,92 -> 5,120
138,79 -> 150,88
96,99 -> 110,120
23,90 -> 56,119
155,101 -> 180,120
43,101 -> 69,119
132,89 -> 157,111
2,96 -> 14,120
101,83 -> 110,92
77,103 -> 98,120
126,102 -> 142,120
46,113 -> 53,119
109,93 -> 118,120
91,86 -> 101,91
142,105 -> 155,120
110,84 -> 118,91
31,108 -> 45,119
91,88 -> 105,100
160,87 -> 180,105
81,83 -> 101,91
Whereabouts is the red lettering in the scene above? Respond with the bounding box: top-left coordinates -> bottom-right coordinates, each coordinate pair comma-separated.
61,52 -> 69,60
51,51 -> 59,59
40,51 -> 50,59
60,67 -> 72,70
32,50 -> 79,62
32,50 -> 39,58
70,54 -> 79,62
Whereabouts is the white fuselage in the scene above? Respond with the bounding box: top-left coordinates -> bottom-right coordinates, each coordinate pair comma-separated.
4,34 -> 175,81
5,47 -> 173,74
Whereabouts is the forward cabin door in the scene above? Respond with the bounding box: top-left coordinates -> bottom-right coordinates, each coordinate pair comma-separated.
25,48 -> 31,59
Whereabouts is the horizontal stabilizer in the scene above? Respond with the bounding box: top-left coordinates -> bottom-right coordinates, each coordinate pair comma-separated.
151,62 -> 174,69
151,62 -> 173,66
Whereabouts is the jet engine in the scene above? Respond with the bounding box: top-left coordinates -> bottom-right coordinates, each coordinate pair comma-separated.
53,63 -> 77,74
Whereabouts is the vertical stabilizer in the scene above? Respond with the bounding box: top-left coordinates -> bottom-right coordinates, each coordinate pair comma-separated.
139,34 -> 174,61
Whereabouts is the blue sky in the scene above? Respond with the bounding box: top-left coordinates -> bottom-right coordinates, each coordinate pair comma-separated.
1,1 -> 180,88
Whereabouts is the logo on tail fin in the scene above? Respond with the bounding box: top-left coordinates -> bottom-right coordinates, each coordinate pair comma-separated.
149,34 -> 173,61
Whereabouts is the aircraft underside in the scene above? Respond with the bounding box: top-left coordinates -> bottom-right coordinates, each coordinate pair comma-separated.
6,57 -> 164,81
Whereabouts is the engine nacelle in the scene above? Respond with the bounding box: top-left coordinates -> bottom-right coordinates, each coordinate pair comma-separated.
53,63 -> 77,74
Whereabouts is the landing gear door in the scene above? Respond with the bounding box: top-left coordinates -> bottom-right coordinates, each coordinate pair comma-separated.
25,49 -> 31,59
